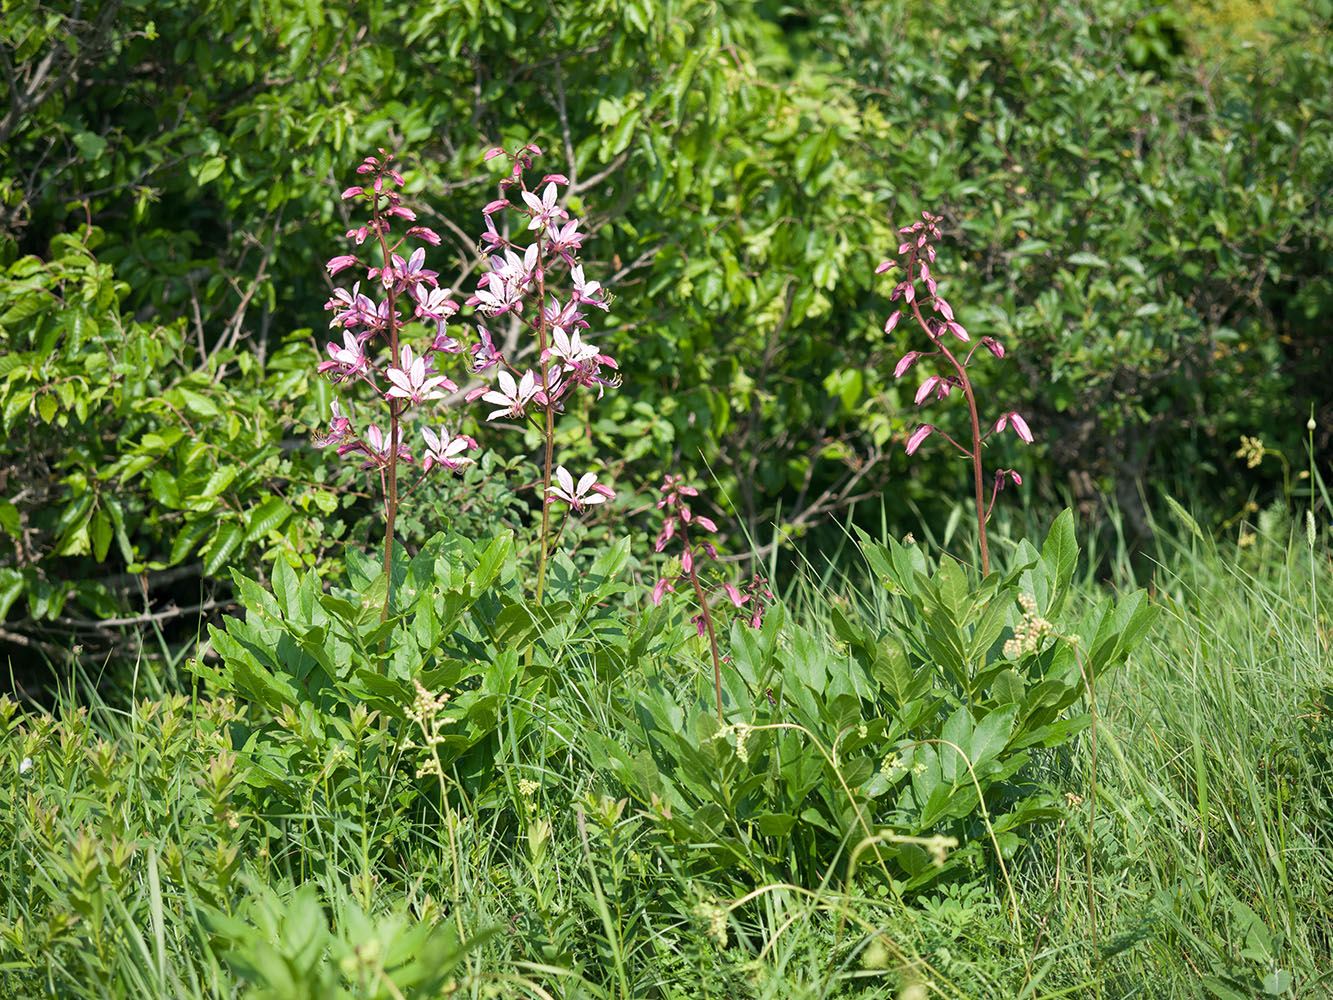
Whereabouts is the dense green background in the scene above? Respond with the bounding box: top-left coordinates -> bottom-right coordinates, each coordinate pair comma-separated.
1,0 -> 1329,671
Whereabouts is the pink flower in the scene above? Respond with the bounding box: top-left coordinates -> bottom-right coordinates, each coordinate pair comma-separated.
386,345 -> 456,404
413,285 -> 460,325
944,321 -> 969,342
348,424 -> 412,470
994,412 -> 1033,443
571,264 -> 607,310
326,254 -> 358,276
894,351 -> 924,378
481,369 -> 538,420
313,400 -> 353,447
521,181 -> 563,231
651,577 -> 674,605
407,226 -> 442,246
905,424 -> 935,455
546,218 -> 584,263
326,282 -> 376,330
421,428 -> 477,473
472,275 -> 524,316
546,466 -> 613,510
544,327 -> 599,371
914,375 -> 952,404
374,247 -> 437,292
317,330 -> 370,382
469,326 -> 502,373
542,296 -> 583,332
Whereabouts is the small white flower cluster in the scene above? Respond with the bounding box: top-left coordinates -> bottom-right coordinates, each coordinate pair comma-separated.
706,722 -> 752,764
880,749 -> 928,781
407,678 -> 452,780
1003,592 -> 1054,659
1235,434 -> 1266,469
694,898 -> 729,948
407,678 -> 450,734
880,752 -> 904,781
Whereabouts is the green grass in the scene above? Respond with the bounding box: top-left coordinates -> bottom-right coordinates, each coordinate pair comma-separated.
2,506 -> 1329,999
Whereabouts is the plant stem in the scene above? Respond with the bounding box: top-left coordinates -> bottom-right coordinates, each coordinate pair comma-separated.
682,525 -> 725,723
961,376 -> 989,576
906,252 -> 990,575
1074,643 -> 1101,999
374,204 -> 402,626
534,235 -> 553,604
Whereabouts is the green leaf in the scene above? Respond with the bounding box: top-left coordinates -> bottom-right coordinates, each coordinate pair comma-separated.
177,386 -> 219,417
244,497 -> 290,542
589,534 -> 631,583
71,130 -> 108,161
1163,494 -> 1205,543
872,640 -> 926,705
204,520 -> 244,576
1041,509 -> 1078,605
1066,251 -> 1109,268
89,510 -> 113,562
752,813 -> 796,837
170,518 -> 212,565
0,568 -> 24,621
0,501 -> 19,539
968,705 -> 1016,769
468,532 -> 512,593
991,668 -> 1025,705
195,156 -> 227,186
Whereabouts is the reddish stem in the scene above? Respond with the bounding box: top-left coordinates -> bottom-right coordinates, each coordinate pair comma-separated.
680,522 -> 725,723
905,249 -> 990,576
371,193 -> 403,624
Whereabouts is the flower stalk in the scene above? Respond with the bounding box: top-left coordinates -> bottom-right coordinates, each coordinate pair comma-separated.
879,211 -> 1032,575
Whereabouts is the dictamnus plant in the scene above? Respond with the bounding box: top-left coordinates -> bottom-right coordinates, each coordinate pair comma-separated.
880,211 -> 1032,575
316,149 -> 475,620
650,475 -> 773,721
315,146 -> 618,614
464,143 -> 618,601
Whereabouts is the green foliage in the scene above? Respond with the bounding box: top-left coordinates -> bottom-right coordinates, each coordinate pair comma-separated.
0,229 -> 346,669
790,0 -> 1332,530
568,512 -> 1156,898
206,880 -> 492,1000
4,0 -> 1329,588
2,0 -> 1331,991
2,517 -> 1330,996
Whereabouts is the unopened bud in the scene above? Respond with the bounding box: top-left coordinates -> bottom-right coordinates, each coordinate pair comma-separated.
1309,416 -> 1317,432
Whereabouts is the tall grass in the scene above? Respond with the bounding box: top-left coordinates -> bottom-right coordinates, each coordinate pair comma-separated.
2,503 -> 1329,998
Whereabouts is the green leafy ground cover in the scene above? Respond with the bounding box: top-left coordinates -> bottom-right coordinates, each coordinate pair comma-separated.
1,507 -> 1329,997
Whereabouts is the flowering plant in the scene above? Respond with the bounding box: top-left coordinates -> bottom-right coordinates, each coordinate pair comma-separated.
315,150 -> 476,620
463,143 -> 619,601
315,145 -> 619,616
880,211 -> 1033,574
651,475 -> 772,721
